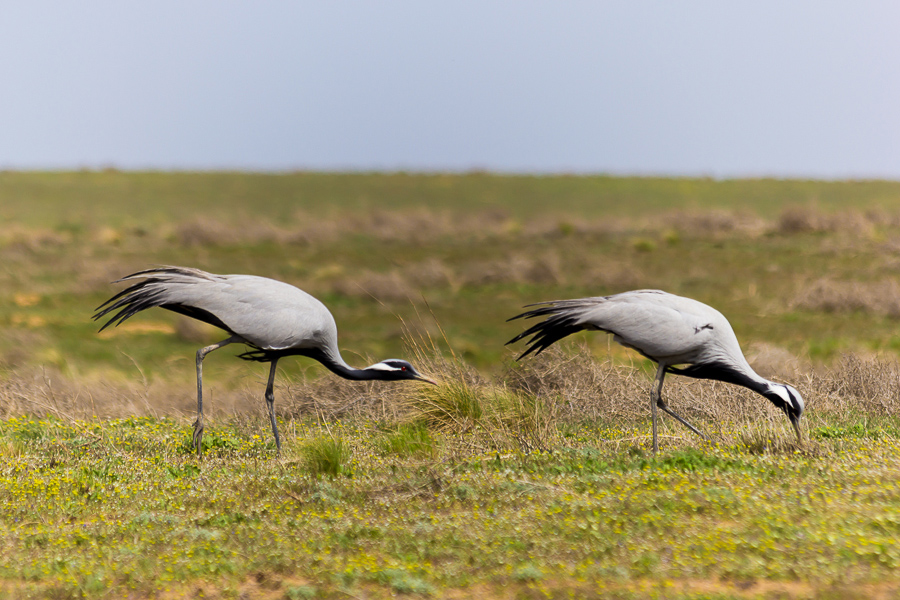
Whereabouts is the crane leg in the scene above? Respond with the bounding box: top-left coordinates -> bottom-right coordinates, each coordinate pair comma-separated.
653,365 -> 708,443
658,403 -> 708,441
194,337 -> 237,458
650,364 -> 709,453
651,364 -> 665,454
265,359 -> 282,455
790,416 -> 803,445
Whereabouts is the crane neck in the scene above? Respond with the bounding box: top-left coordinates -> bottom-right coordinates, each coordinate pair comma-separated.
667,359 -> 774,397
308,347 -> 386,381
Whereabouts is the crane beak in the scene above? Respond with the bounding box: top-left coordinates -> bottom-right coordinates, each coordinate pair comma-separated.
415,374 -> 439,386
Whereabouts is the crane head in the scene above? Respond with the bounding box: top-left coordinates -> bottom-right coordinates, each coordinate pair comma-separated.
765,383 -> 804,442
365,359 -> 438,385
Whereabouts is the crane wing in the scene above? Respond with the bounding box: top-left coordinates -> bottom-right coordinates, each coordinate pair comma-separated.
93,267 -> 339,353
508,290 -> 730,364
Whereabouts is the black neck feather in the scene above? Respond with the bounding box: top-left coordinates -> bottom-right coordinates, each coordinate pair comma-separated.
667,362 -> 772,398
237,346 -> 385,381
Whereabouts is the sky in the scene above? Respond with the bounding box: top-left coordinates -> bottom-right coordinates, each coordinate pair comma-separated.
1,1 -> 898,178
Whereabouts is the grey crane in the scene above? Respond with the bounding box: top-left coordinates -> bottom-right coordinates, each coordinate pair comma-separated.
507,289 -> 804,453
93,266 -> 435,456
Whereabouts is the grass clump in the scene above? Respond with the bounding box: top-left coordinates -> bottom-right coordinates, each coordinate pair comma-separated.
410,379 -> 485,431
300,436 -> 350,477
404,377 -> 559,451
376,422 -> 437,459
284,584 -> 318,599
377,569 -> 434,595
512,563 -> 545,582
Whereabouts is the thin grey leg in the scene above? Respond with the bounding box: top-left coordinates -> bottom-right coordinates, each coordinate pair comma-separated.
790,416 -> 803,445
652,363 -> 708,446
650,363 -> 666,454
265,359 -> 282,454
194,337 -> 237,458
658,404 -> 708,441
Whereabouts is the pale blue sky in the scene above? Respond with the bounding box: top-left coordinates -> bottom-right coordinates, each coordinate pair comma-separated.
1,1 -> 898,177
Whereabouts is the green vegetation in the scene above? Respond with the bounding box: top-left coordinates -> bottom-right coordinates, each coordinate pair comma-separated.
1,413 -> 899,599
300,435 -> 351,477
3,172 -> 900,597
376,423 -> 437,459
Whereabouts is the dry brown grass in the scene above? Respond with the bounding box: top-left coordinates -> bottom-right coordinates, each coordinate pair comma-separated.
331,270 -> 417,302
792,278 -> 900,317
326,251 -> 568,302
11,205 -> 900,269
282,376 -> 408,422
664,209 -> 770,239
778,206 -> 886,235
0,366 -> 261,421
173,217 -> 308,248
815,353 -> 900,417
5,335 -> 896,457
458,252 -> 565,287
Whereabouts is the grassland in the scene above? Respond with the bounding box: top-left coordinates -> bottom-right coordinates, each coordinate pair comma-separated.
2,172 -> 900,598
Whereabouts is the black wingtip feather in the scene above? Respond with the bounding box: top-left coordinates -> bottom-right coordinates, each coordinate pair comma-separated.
92,277 -> 169,331
506,302 -> 588,360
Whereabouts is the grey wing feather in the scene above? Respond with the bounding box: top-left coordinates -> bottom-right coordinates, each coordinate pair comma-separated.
508,290 -> 735,365
507,297 -> 608,358
93,267 -> 222,331
93,266 -> 339,355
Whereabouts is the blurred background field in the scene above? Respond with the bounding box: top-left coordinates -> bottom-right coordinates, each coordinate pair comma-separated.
4,172 -> 900,401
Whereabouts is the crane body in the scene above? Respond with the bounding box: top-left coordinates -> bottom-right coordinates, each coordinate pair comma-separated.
507,289 -> 804,452
94,266 -> 434,456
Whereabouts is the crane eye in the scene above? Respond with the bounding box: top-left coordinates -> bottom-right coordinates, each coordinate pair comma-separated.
401,366 -> 407,371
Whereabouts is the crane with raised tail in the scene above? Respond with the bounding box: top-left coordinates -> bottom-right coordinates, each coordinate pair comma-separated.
507,289 -> 804,453
94,266 -> 435,456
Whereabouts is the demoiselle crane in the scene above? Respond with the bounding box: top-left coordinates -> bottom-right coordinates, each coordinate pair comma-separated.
507,290 -> 804,452
93,266 -> 435,456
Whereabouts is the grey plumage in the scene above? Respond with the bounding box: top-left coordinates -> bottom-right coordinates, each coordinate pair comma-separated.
508,289 -> 804,452
94,266 -> 435,456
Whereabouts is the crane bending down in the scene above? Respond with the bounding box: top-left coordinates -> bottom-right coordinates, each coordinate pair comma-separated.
93,266 -> 435,456
507,290 -> 804,453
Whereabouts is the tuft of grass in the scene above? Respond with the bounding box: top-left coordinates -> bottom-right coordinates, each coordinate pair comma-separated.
0,438 -> 21,459
483,386 -> 560,452
300,436 -> 351,477
402,371 -> 558,451
631,237 -> 657,252
512,563 -> 545,582
738,429 -> 808,456
376,422 -> 437,459
377,569 -> 434,595
406,379 -> 485,432
284,584 -> 318,599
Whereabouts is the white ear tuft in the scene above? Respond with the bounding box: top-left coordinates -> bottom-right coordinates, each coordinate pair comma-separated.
365,361 -> 402,372
767,384 -> 791,405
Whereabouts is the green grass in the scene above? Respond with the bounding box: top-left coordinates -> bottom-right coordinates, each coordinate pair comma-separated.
3,171 -> 900,226
376,423 -> 437,459
0,415 -> 899,598
299,435 -> 351,477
